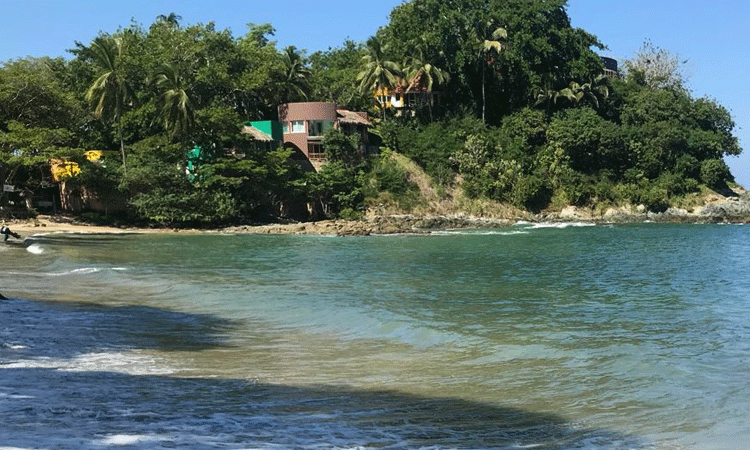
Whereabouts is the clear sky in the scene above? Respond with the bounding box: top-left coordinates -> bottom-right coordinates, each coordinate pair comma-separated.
1,0 -> 748,186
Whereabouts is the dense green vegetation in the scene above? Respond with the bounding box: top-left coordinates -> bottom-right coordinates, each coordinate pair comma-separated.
0,1 -> 741,225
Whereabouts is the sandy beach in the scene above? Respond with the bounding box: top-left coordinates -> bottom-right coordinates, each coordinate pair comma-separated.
3,216 -> 171,238
2,214 -> 512,239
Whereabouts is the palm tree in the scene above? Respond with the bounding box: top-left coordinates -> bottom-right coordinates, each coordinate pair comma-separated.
404,46 -> 449,93
156,13 -> 182,28
541,75 -> 611,112
532,78 -> 563,114
278,46 -> 312,102
152,63 -> 194,141
85,36 -> 133,172
568,75 -> 611,109
357,36 -> 402,119
479,27 -> 508,123
403,44 -> 449,119
550,82 -> 579,106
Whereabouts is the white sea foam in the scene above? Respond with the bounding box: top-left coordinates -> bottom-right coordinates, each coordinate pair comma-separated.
529,222 -> 596,229
2,343 -> 26,350
25,244 -> 44,254
430,229 -> 530,236
3,351 -> 177,376
98,435 -> 165,446
43,267 -> 103,277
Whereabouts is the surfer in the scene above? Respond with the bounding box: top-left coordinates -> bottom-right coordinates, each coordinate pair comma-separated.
1,225 -> 21,242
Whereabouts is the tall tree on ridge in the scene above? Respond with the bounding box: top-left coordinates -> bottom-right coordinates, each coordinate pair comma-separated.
278,46 -> 312,102
156,13 -> 182,28
479,27 -> 507,123
357,36 -> 402,120
152,62 -> 194,143
403,43 -> 449,119
85,36 -> 133,172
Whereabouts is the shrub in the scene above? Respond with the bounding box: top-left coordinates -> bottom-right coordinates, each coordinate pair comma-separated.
511,173 -> 552,211
363,152 -> 421,211
674,154 -> 700,180
700,158 -> 732,190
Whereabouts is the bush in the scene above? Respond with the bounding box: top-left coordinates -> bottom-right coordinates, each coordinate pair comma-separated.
130,188 -> 238,225
674,154 -> 700,180
363,152 -> 422,211
700,158 -> 732,190
511,173 -> 552,211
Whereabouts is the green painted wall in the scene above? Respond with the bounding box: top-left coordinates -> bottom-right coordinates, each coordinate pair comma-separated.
249,120 -> 283,141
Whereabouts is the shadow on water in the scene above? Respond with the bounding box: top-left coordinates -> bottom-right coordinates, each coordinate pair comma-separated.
0,297 -> 644,449
0,296 -> 239,359
0,369 -> 643,449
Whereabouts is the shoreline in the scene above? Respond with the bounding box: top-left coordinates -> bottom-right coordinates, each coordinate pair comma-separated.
4,183 -> 749,239
5,199 -> 750,240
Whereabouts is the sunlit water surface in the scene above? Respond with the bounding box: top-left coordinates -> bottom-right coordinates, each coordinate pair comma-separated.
1,223 -> 748,449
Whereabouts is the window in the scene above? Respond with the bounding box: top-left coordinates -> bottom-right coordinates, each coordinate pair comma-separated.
282,122 -> 289,134
308,120 -> 333,137
308,143 -> 325,160
291,121 -> 305,133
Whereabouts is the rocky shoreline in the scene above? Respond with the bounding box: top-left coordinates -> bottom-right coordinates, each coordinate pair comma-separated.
6,191 -> 750,238
226,196 -> 750,236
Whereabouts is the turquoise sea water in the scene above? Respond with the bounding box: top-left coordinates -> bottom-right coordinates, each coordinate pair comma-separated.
0,223 -> 748,449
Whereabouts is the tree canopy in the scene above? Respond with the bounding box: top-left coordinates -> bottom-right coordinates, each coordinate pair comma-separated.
0,1 -> 743,224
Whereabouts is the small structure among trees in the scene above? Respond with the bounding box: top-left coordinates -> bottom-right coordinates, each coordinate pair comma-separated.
277,102 -> 372,168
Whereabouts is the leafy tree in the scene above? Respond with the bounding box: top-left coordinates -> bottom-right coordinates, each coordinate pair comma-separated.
305,160 -> 364,219
233,24 -> 285,119
546,107 -> 627,176
322,128 -> 361,167
309,40 -> 368,108
379,0 -> 604,123
0,57 -> 82,130
700,159 -> 732,190
624,39 -> 688,92
0,121 -> 80,208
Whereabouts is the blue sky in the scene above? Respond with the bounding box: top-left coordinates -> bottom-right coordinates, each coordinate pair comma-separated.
2,0 -> 748,186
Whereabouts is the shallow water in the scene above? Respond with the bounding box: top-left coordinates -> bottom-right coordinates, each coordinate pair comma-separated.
1,223 -> 748,449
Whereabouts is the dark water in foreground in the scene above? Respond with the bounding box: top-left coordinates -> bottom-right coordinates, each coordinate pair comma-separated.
0,223 -> 748,449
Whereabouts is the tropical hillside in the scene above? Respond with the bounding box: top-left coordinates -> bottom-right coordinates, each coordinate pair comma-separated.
0,1 -> 742,226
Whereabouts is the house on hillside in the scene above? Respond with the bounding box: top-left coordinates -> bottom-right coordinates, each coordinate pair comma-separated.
277,102 -> 374,169
187,103 -> 374,177
375,79 -> 442,116
601,56 -> 619,78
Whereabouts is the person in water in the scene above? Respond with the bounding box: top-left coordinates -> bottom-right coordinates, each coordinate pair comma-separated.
1,225 -> 21,241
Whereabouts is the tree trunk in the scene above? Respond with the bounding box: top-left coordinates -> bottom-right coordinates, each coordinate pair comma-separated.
118,116 -> 127,174
482,64 -> 486,123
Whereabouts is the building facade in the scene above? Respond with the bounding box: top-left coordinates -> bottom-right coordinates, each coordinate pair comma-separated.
601,56 -> 619,78
277,102 -> 372,167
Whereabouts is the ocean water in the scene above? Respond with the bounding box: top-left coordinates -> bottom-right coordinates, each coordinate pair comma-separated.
0,223 -> 748,449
